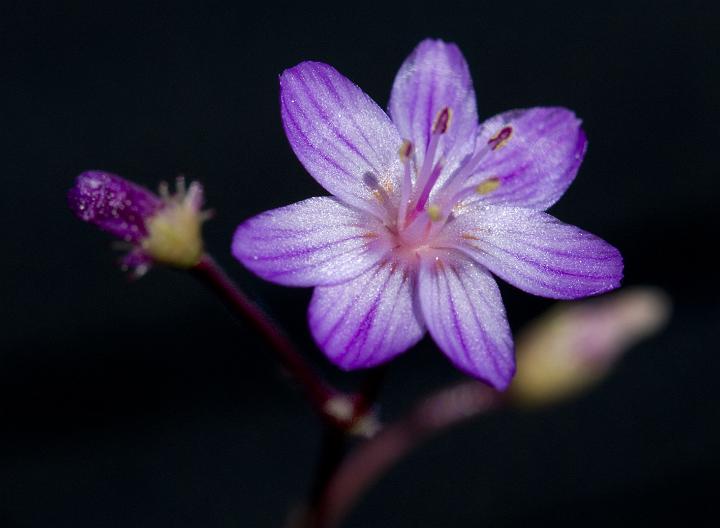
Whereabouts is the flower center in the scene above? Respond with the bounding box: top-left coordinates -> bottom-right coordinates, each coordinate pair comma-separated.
389,108 -> 512,252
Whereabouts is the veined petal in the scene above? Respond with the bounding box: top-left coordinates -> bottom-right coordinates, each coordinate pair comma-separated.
389,39 -> 478,187
466,107 -> 587,211
444,205 -> 623,299
232,197 -> 390,287
417,255 -> 515,389
280,62 -> 403,216
309,261 -> 424,370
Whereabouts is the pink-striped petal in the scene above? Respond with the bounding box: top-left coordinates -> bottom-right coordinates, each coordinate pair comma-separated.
389,39 -> 478,188
444,205 -> 623,299
309,261 -> 424,370
232,197 -> 390,287
466,107 -> 587,211
280,62 -> 403,217
417,255 -> 515,389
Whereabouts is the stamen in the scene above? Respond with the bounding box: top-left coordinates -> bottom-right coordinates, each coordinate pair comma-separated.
398,139 -> 413,162
175,175 -> 187,198
397,140 -> 414,227
432,107 -> 453,135
186,181 -> 204,210
414,107 -> 452,206
488,125 -> 513,151
427,204 -> 443,221
439,125 -> 513,204
446,176 -> 502,207
415,132 -> 440,193
415,159 -> 444,212
476,177 -> 501,195
363,173 -> 391,205
158,181 -> 170,200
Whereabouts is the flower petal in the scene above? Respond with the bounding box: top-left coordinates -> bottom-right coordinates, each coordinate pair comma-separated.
466,107 -> 587,211
309,261 -> 424,370
232,197 -> 390,287
417,255 -> 515,389
444,205 -> 623,299
280,62 -> 403,216
389,39 -> 478,187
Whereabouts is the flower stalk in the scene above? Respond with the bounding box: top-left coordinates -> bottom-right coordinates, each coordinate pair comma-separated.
66,36 -> 654,528
191,254 -> 386,433
190,253 -> 349,424
313,381 -> 503,528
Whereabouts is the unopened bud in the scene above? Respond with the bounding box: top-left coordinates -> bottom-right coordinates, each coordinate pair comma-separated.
508,287 -> 671,407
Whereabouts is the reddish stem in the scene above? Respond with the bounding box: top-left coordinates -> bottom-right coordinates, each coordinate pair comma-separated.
315,381 -> 504,528
294,364 -> 387,526
352,364 -> 388,420
191,253 -> 339,423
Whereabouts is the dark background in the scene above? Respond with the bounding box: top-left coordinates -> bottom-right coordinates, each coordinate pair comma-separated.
1,1 -> 718,526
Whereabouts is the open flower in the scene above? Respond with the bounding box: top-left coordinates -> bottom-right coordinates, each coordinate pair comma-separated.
68,171 -> 207,275
233,39 -> 623,389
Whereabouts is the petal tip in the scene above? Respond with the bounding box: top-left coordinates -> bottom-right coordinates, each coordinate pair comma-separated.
446,352 -> 516,391
474,355 -> 516,391
230,222 -> 249,262
415,37 -> 460,53
280,61 -> 333,85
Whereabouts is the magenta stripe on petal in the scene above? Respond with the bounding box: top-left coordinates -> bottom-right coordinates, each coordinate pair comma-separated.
444,205 -> 623,299
309,260 -> 425,370
232,197 -> 391,287
280,62 -> 403,216
417,254 -> 515,389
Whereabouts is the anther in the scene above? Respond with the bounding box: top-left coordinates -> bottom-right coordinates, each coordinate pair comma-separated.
476,177 -> 501,195
432,107 -> 453,135
363,173 -> 391,204
427,204 -> 443,221
398,140 -> 413,162
488,126 -> 513,151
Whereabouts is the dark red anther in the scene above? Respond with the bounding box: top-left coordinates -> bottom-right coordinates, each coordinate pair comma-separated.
488,126 -> 513,150
432,107 -> 452,134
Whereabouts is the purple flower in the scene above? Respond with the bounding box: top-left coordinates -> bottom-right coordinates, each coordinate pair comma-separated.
232,39 -> 622,389
68,171 -> 207,274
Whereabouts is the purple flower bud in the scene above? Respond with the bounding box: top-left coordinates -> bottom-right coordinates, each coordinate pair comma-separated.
68,171 -> 161,243
69,171 -> 207,274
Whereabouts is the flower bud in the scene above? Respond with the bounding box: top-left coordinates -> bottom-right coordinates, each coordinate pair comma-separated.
68,171 -> 208,274
508,287 -> 671,407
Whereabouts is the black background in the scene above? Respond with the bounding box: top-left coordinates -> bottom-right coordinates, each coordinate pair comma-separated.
1,1 -> 718,526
